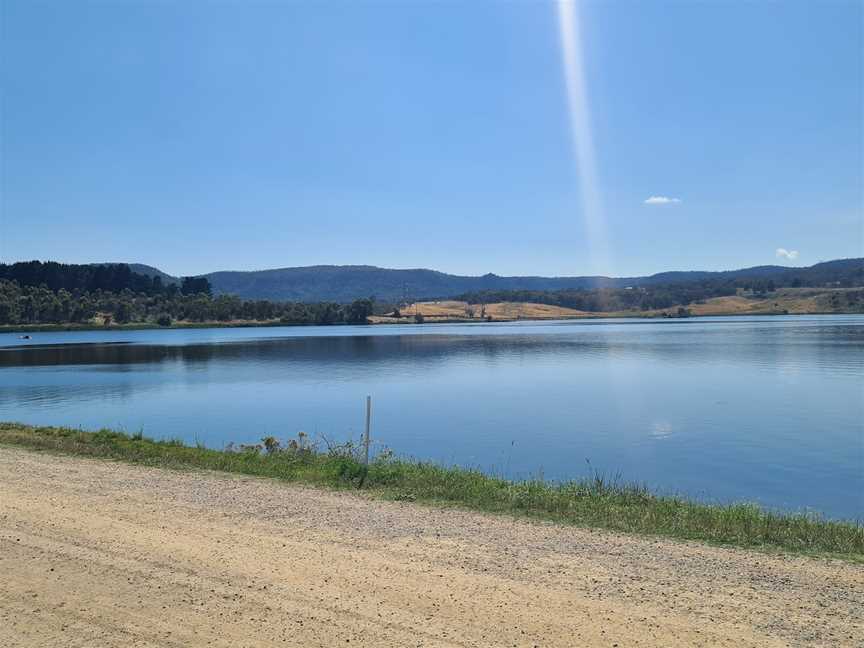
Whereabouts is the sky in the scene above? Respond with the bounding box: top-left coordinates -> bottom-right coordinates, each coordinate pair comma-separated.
1,0 -> 861,278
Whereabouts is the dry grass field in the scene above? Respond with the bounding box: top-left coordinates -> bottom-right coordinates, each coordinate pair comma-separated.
370,300 -> 593,323
686,288 -> 862,316
370,288 -> 862,323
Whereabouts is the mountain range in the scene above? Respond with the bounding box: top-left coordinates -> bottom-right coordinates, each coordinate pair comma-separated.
121,259 -> 864,303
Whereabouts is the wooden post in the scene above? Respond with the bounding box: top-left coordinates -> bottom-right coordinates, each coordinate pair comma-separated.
363,395 -> 372,465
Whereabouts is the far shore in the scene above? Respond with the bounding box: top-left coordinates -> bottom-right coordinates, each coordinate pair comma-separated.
0,319 -> 293,334
1,302 -> 861,335
0,310 -> 852,335
0,312 -> 664,334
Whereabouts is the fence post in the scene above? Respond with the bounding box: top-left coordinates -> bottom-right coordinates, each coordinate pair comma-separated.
363,395 -> 372,465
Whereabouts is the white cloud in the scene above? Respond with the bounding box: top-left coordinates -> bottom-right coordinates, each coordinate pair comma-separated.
775,248 -> 799,260
643,196 -> 681,205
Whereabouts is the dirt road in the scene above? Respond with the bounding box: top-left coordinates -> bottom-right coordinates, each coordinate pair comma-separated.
1,447 -> 861,647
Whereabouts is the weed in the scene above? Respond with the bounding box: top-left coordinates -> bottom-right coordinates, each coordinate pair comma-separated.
0,422 -> 861,560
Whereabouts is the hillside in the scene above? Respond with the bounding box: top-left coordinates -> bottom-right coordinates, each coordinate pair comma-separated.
374,287 -> 864,323
126,263 -> 180,285
109,259 -> 864,303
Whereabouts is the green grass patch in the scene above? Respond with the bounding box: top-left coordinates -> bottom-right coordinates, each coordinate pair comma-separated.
1,422 -> 861,560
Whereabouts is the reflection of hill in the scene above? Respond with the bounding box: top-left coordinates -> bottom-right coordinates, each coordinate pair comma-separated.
1,321 -> 860,377
1,335 -> 595,369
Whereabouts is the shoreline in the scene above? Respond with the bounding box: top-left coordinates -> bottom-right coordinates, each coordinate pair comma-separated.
4,444 -> 861,646
1,422 -> 861,561
1,308 -> 859,334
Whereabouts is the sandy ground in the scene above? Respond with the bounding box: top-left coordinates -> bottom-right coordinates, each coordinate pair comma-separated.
1,447 -> 861,648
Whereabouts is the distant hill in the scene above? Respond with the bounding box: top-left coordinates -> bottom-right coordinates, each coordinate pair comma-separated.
111,258 -> 863,303
122,263 -> 180,286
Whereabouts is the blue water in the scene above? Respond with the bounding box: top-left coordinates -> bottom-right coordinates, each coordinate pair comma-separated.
1,315 -> 862,520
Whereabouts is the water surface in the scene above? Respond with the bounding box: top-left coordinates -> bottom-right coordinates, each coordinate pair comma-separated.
2,316 -> 862,519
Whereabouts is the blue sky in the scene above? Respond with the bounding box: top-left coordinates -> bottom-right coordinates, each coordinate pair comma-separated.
2,0 -> 861,277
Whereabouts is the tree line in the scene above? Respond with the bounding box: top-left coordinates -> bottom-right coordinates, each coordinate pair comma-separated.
4,258 -> 858,327
0,279 -> 376,327
0,261 -> 214,297
456,278 -> 781,313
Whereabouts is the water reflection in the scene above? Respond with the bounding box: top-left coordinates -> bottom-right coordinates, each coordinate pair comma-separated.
2,324 -> 861,376
1,316 -> 862,519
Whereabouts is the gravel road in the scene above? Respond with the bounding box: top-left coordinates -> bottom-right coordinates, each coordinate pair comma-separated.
0,447 -> 861,647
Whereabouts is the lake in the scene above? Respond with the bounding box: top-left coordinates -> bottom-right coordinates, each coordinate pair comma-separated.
1,315 -> 862,520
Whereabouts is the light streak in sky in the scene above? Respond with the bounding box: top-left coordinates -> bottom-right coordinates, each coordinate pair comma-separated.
555,0 -> 612,277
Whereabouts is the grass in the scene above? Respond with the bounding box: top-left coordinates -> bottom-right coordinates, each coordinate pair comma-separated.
1,421 -> 861,561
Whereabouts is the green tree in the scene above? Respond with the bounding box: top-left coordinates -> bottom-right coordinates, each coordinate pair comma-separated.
181,276 -> 212,296
346,299 -> 373,324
